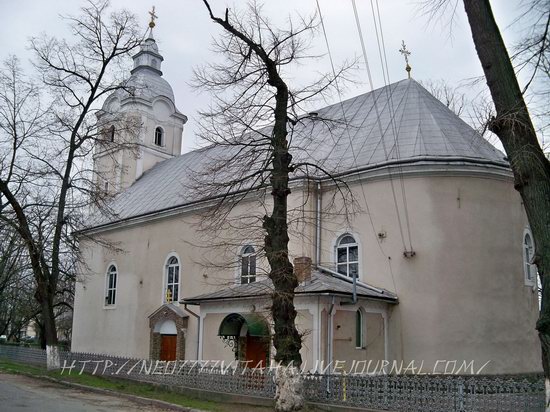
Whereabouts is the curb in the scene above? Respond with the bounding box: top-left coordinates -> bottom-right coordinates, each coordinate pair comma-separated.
1,368 -> 206,412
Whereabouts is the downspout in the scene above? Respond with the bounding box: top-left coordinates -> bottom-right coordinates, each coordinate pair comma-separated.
316,181 -> 322,266
338,269 -> 357,305
327,296 -> 335,393
183,304 -> 200,360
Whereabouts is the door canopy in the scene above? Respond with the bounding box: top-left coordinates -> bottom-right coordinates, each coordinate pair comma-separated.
218,313 -> 269,337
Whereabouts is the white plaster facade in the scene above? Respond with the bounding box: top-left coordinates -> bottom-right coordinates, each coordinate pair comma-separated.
71,31 -> 541,375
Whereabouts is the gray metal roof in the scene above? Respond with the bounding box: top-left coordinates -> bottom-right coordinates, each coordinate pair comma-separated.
183,269 -> 398,304
90,79 -> 508,229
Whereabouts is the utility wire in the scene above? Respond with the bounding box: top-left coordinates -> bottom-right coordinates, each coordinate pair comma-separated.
351,0 -> 408,252
370,0 -> 414,252
315,0 -> 390,259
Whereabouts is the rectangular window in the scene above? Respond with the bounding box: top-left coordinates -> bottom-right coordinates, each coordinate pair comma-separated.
355,310 -> 363,348
166,263 -> 179,302
105,266 -> 117,306
241,253 -> 256,284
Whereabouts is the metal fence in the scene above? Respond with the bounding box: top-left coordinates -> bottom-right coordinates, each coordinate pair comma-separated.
0,345 -> 544,411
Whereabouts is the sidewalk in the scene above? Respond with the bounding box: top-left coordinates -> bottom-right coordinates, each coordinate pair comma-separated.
0,359 -> 271,412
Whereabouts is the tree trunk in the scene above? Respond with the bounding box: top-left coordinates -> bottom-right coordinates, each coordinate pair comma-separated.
262,71 -> 304,412
36,279 -> 59,369
201,4 -> 305,409
463,1 -> 550,408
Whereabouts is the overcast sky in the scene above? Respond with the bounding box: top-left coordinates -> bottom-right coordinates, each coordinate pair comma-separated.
0,0 -> 527,153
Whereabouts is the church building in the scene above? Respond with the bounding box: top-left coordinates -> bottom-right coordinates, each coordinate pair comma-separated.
71,28 -> 541,374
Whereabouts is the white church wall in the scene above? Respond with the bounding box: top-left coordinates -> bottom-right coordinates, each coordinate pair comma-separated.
318,172 -> 540,374
72,191 -> 306,358
73,165 -> 541,374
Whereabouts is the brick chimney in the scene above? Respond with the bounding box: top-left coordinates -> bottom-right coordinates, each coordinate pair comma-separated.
294,256 -> 312,283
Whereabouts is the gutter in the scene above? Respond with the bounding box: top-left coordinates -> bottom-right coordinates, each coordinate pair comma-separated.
182,290 -> 398,306
316,265 -> 387,296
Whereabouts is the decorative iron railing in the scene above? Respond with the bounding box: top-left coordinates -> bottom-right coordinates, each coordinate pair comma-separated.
0,345 -> 544,411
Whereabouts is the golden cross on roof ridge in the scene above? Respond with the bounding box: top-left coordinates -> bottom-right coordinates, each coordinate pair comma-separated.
149,6 -> 158,29
399,40 -> 412,79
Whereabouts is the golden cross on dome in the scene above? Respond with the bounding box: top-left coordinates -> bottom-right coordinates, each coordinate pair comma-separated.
399,40 -> 412,79
149,6 -> 158,29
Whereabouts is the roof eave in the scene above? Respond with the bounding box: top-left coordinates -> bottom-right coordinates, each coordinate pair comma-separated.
182,291 -> 398,305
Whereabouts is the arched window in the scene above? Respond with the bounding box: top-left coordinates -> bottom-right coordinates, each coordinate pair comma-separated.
336,234 -> 358,278
105,265 -> 117,306
154,127 -> 164,146
165,256 -> 180,303
355,310 -> 364,348
109,125 -> 115,142
241,246 -> 256,284
523,230 -> 536,285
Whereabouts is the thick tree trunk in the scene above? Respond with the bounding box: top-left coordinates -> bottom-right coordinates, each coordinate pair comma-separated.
202,4 -> 305,409
262,71 -> 304,412
463,1 -> 550,408
36,280 -> 59,369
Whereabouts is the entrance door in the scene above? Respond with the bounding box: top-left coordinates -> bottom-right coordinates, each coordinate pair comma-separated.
160,334 -> 177,361
246,336 -> 268,368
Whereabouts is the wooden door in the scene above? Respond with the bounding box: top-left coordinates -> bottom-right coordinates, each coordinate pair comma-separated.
246,336 -> 267,368
160,334 -> 177,361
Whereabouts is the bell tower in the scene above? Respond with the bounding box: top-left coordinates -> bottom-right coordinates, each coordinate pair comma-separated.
94,9 -> 187,195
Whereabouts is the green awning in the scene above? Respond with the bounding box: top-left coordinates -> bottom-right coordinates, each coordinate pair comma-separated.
218,313 -> 270,337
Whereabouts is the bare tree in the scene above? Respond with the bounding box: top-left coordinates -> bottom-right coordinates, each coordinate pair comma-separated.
511,0 -> 550,148
0,1 -> 142,368
421,78 -> 500,144
194,2 -> 355,410
458,0 -> 550,408
421,79 -> 467,116
0,226 -> 32,341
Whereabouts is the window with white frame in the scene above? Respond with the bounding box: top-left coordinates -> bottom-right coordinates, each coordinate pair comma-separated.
154,126 -> 164,146
355,309 -> 364,348
337,234 -> 359,278
523,229 -> 536,285
165,256 -> 180,303
105,265 -> 117,306
241,245 -> 256,284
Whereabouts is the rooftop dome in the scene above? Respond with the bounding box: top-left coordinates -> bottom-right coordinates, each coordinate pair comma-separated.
105,31 -> 176,107
124,70 -> 175,103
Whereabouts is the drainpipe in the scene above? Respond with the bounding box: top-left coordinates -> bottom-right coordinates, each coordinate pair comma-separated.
316,181 -> 322,266
183,304 -> 200,360
339,270 -> 358,305
327,296 -> 335,393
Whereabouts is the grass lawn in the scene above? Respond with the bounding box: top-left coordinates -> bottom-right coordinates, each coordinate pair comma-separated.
0,359 -> 271,411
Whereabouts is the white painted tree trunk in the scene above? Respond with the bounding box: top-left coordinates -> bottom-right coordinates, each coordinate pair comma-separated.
546,378 -> 550,412
275,366 -> 304,412
46,345 -> 60,370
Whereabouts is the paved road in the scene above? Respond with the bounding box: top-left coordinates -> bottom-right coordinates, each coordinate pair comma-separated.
0,373 -> 174,412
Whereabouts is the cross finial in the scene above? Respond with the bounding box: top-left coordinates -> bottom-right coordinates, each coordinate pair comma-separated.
399,40 -> 412,79
148,6 -> 158,29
